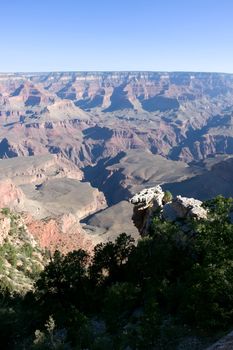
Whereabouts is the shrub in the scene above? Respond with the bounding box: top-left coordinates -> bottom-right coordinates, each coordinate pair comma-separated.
163,190 -> 173,204
1,208 -> 10,216
21,243 -> 34,258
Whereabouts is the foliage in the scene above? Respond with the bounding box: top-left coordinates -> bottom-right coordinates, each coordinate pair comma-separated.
0,210 -> 44,295
163,190 -> 173,204
1,198 -> 233,348
1,208 -> 10,216
90,233 -> 135,286
32,315 -> 70,350
20,243 -> 34,258
0,242 -> 18,267
103,282 -> 139,333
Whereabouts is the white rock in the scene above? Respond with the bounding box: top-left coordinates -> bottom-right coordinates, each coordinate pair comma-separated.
162,195 -> 207,221
130,187 -> 208,234
130,185 -> 164,210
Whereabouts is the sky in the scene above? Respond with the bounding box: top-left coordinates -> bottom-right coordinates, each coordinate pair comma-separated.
1,0 -> 233,73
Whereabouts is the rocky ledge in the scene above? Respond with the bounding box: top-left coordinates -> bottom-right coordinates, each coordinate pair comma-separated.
130,185 -> 208,235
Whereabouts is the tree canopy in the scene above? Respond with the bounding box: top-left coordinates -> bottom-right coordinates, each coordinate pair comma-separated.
1,196 -> 233,349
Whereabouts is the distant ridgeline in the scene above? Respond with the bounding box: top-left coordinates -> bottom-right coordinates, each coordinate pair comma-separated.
2,71 -> 233,167
1,189 -> 233,349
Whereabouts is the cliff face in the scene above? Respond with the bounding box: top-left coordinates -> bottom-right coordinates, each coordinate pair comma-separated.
24,213 -> 97,255
1,72 -> 233,167
0,156 -> 107,253
0,155 -> 106,217
2,72 -> 233,182
2,72 -> 233,251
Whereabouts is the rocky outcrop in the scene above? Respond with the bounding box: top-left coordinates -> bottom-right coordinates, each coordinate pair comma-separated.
130,186 -> 164,236
130,186 -> 165,235
130,186 -> 208,235
130,186 -> 164,209
163,195 -> 207,222
0,179 -> 24,208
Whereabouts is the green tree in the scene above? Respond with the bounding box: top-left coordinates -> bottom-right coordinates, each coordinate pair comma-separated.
163,190 -> 173,204
90,233 -> 135,286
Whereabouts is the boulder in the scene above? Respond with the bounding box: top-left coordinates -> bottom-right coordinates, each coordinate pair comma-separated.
162,195 -> 207,222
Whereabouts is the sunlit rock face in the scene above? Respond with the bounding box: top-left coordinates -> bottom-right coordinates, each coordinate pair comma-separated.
2,71 -> 233,166
163,196 -> 208,222
130,186 -> 207,236
130,186 -> 164,209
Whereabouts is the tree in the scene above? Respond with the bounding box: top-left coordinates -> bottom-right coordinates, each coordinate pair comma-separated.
36,249 -> 90,314
163,190 -> 173,204
90,233 -> 135,286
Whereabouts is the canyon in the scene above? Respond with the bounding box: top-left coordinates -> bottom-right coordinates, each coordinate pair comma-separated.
1,71 -> 233,251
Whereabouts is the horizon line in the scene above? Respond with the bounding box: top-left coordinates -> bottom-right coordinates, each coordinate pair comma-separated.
0,70 -> 233,75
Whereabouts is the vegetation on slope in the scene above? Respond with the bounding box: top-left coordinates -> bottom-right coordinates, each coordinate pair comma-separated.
0,208 -> 45,294
1,196 -> 233,349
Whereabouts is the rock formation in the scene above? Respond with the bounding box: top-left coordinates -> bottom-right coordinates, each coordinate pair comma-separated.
130,186 -> 164,235
163,195 -> 208,222
1,71 -> 233,250
130,186 -> 164,209
2,71 -> 233,169
130,185 -> 208,235
0,179 -> 25,208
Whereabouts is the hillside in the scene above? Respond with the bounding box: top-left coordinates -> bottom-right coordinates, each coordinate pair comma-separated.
0,208 -> 46,294
1,189 -> 233,349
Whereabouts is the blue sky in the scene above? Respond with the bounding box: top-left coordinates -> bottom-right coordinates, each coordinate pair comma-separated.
1,0 -> 233,72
